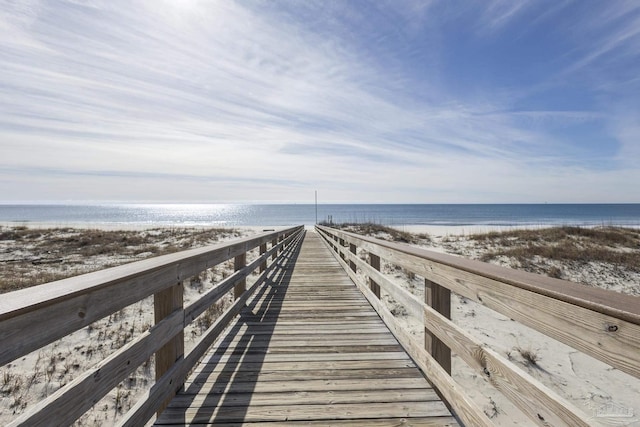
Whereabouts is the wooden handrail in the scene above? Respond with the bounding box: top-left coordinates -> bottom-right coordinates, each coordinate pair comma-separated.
2,226 -> 305,427
316,225 -> 640,427
317,226 -> 640,324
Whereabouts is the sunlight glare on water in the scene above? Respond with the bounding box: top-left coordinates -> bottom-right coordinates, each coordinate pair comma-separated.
1,204 -> 639,227
131,204 -> 251,226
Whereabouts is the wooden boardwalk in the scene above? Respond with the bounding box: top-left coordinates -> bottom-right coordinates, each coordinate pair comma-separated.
154,231 -> 459,426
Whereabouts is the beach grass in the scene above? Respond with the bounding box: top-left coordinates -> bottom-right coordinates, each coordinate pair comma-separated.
323,222 -> 640,424
0,226 -> 242,293
326,222 -> 640,285
320,221 -> 430,244
0,225 -> 247,424
470,226 -> 640,272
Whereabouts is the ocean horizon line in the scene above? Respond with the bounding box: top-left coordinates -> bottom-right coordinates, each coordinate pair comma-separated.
1,203 -> 639,228
2,202 -> 639,206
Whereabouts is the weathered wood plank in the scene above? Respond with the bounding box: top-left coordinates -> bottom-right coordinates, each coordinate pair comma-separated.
317,228 -> 492,427
170,418 -> 458,426
319,225 -> 640,379
187,367 -> 422,383
153,231 -> 458,426
154,282 -> 184,415
185,243 -> 290,325
425,278 -> 451,374
318,226 -> 640,323
169,389 -> 440,407
233,253 -> 246,299
118,230 -> 306,427
184,377 -> 434,395
220,345 -> 404,355
325,232 -> 594,425
9,310 -> 184,427
155,401 -> 453,424
191,359 -> 417,376
428,261 -> 640,379
198,351 -> 411,364
423,303 -> 593,426
0,226 -> 303,367
370,252 -> 381,297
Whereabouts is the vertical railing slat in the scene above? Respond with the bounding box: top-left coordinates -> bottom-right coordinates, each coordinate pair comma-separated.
369,253 -> 381,298
234,253 -> 247,299
349,243 -> 357,272
271,238 -> 278,261
154,281 -> 184,415
425,278 -> 451,374
260,243 -> 267,273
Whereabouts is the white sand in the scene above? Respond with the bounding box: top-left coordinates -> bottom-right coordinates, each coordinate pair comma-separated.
392,223 -> 640,237
0,221 -> 290,233
378,227 -> 640,426
1,225 -> 639,426
0,226 -> 258,425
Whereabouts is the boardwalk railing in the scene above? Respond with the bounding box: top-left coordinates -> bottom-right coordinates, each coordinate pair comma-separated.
1,225 -> 305,427
316,225 -> 640,427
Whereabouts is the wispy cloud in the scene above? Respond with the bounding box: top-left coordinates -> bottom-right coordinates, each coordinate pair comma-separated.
561,5 -> 640,77
0,0 -> 638,203
474,0 -> 534,35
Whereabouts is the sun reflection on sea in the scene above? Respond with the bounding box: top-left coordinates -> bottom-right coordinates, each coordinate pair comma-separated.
121,204 -> 253,226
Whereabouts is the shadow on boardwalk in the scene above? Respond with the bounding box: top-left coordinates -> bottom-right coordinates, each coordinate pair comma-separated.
164,236 -> 302,424
154,231 -> 457,426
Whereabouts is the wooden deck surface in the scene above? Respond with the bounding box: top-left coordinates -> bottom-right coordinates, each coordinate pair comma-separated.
154,231 -> 460,426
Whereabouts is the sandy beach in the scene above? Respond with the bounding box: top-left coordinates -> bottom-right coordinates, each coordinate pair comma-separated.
1,224 -> 639,426
388,224 -> 640,425
0,225 -> 264,425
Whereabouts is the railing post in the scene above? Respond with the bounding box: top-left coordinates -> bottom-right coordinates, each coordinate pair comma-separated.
260,243 -> 267,273
271,238 -> 278,261
339,238 -> 346,261
369,253 -> 381,298
234,253 -> 247,299
349,243 -> 357,273
154,281 -> 184,415
425,278 -> 451,374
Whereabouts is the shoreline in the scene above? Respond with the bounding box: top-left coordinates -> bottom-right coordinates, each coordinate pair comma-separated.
390,223 -> 640,236
3,221 -> 639,236
2,204 -> 638,237
0,221 -> 292,233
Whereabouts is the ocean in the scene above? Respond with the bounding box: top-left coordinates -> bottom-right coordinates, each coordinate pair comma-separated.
0,204 -> 639,228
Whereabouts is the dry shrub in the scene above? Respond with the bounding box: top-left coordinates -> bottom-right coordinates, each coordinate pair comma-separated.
0,226 -> 239,293
546,266 -> 563,279
324,222 -> 430,244
515,346 -> 540,367
0,228 -> 38,241
196,298 -> 231,333
474,226 -> 640,272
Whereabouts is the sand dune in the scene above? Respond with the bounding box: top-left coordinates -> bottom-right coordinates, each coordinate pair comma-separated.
1,224 -> 639,426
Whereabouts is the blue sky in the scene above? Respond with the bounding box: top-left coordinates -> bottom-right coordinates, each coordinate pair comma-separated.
1,0 -> 639,203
